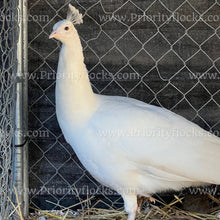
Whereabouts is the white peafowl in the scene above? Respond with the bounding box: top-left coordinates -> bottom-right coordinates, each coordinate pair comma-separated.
49,4 -> 220,220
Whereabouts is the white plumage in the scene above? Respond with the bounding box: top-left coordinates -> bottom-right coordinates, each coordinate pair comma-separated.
49,4 -> 220,220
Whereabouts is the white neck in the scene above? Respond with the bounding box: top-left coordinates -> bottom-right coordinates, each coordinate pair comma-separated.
55,36 -> 97,126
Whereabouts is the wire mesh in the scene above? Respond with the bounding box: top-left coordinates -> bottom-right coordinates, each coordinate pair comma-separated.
28,0 -> 220,210
0,0 -> 18,219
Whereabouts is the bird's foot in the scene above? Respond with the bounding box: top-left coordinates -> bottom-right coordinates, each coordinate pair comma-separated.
137,195 -> 155,212
148,196 -> 156,204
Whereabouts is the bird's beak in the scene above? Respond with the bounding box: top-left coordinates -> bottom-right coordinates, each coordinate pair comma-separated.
49,30 -> 58,39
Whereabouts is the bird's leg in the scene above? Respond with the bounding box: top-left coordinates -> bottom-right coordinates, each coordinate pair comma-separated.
122,194 -> 138,220
137,195 -> 144,212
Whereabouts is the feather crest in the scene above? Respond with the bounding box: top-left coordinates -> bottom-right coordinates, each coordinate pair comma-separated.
66,4 -> 83,25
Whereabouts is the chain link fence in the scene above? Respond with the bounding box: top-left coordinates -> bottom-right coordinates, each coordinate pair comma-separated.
0,0 -> 19,219
28,0 -> 220,210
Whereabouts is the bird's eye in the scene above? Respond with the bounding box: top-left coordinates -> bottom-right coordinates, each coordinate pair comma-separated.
64,26 -> 69,31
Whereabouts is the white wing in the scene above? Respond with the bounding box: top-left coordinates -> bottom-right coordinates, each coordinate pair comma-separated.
90,95 -> 220,185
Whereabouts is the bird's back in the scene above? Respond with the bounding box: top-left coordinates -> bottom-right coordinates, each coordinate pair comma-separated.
85,94 -> 220,187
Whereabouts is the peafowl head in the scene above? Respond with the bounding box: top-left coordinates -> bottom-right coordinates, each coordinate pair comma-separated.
49,4 -> 83,44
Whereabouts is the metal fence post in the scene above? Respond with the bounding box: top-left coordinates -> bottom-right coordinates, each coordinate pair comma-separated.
14,0 -> 28,217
